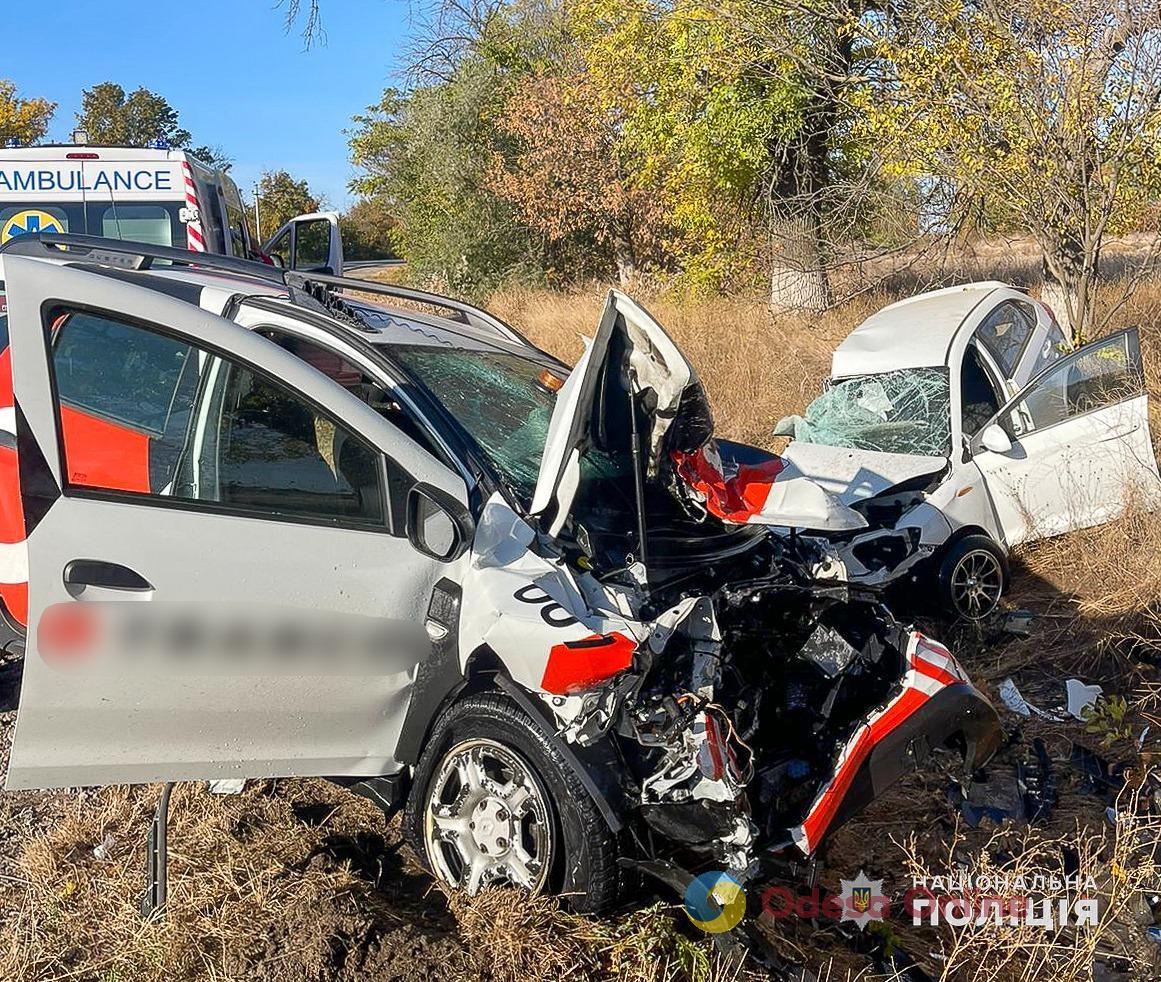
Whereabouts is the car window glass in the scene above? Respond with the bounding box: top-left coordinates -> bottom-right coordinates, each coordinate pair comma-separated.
791,367 -> 952,456
1005,331 -> 1143,437
222,181 -> 250,258
389,345 -> 559,500
100,205 -> 175,247
261,330 -> 444,461
1029,318 -> 1069,377
49,309 -> 386,527
977,301 -> 1034,378
961,343 -> 1002,436
53,312 -> 193,437
294,219 -> 331,269
208,364 -> 385,524
267,228 -> 291,268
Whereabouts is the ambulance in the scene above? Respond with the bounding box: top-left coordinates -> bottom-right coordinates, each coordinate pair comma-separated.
0,144 -> 344,635
0,145 -> 260,258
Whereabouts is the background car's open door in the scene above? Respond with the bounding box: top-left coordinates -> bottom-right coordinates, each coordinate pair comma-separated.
972,327 -> 1160,546
262,211 -> 344,275
3,255 -> 468,789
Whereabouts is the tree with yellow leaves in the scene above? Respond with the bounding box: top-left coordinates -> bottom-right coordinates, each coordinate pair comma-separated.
856,0 -> 1161,339
0,80 -> 55,146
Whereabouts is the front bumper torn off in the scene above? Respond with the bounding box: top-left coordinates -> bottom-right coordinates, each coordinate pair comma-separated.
790,636 -> 1002,854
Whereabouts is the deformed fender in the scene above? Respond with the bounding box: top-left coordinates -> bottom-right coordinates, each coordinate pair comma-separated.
896,500 -> 954,548
494,673 -> 628,833
820,681 -> 1003,842
395,578 -> 466,765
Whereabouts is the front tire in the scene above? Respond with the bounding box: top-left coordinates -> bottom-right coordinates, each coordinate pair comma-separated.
937,535 -> 1008,620
404,690 -> 620,912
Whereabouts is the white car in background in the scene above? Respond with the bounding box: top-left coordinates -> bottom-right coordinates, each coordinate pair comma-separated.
778,282 -> 1160,619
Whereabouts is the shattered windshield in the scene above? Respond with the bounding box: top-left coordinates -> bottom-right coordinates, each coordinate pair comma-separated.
791,367 -> 952,456
388,344 -> 560,501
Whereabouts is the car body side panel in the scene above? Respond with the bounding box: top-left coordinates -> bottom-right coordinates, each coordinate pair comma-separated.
4,256 -> 470,790
460,495 -> 644,694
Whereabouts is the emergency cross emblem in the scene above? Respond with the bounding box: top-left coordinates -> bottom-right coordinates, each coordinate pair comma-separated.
1,210 -> 65,245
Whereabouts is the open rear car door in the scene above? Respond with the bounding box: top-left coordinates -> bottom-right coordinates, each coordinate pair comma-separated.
4,256 -> 468,789
972,327 -> 1160,545
262,211 -> 344,275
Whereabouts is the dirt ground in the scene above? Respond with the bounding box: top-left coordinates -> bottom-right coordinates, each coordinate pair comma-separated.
1,253 -> 1160,981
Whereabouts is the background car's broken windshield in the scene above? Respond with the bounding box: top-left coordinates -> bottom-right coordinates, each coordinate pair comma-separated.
788,367 -> 952,457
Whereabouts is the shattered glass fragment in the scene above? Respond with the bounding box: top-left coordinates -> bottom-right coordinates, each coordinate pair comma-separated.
802,623 -> 860,678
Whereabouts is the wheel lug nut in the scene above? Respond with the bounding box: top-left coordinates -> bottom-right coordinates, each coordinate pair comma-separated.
480,844 -> 488,853
469,821 -> 475,829
497,809 -> 507,820
497,837 -> 507,848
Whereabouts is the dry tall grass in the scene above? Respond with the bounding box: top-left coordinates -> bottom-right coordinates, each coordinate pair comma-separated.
2,265 -> 1160,981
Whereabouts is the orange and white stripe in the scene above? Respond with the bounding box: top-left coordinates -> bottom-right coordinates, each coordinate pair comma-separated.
790,633 -> 966,854
182,161 -> 205,253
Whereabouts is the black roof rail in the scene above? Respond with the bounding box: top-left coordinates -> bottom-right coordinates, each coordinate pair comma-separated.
0,232 -> 287,285
1,233 -> 538,350
286,270 -> 526,345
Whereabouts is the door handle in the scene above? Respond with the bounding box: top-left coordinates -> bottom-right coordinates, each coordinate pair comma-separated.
63,560 -> 154,598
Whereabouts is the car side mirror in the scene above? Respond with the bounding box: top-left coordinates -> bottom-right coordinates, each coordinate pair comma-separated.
979,423 -> 1013,455
406,484 -> 473,561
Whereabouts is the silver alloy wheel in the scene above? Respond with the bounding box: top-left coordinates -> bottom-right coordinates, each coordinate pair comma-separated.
424,737 -> 553,896
950,548 -> 1004,619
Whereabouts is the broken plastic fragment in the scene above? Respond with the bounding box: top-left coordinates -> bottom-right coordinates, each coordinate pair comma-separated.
953,769 -> 1023,827
997,678 -> 1064,721
209,779 -> 245,795
540,632 -> 637,695
998,678 -> 1032,717
1002,610 -> 1035,636
1019,738 -> 1056,823
1066,679 -> 1103,720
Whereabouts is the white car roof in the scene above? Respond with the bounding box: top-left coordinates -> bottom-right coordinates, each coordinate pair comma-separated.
831,282 -> 1010,378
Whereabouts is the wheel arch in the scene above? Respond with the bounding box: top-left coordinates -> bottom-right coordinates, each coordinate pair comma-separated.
396,639 -> 629,835
941,523 -> 1006,555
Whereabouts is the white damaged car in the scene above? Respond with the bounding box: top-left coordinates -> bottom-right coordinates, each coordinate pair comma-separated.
778,283 -> 1160,619
0,234 -> 1002,911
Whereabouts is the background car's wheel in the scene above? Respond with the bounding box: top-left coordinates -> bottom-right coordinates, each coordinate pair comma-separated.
937,535 -> 1008,620
403,690 -> 620,912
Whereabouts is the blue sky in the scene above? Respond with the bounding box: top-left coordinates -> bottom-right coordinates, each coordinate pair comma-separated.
3,1 -> 413,209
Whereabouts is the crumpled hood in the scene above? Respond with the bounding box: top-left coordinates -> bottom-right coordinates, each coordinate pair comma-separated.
530,291 -> 866,535
778,441 -> 947,504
